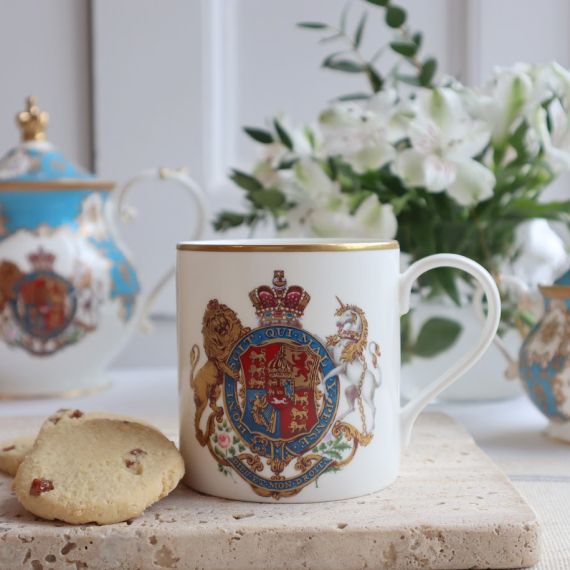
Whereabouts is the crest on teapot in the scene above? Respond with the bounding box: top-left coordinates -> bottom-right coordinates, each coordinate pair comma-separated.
188,270 -> 382,499
0,247 -> 103,356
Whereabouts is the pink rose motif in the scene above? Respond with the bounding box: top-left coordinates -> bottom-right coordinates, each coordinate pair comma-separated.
218,433 -> 231,449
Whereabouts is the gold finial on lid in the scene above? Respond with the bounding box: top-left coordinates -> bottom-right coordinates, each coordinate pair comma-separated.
16,96 -> 49,141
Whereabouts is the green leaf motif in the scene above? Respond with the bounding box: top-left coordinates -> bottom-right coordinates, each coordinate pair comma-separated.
414,317 -> 463,358
365,0 -> 390,6
389,41 -> 418,57
274,119 -> 294,150
243,127 -> 273,144
297,22 -> 328,29
419,57 -> 437,86
412,32 -> 423,47
385,5 -> 406,28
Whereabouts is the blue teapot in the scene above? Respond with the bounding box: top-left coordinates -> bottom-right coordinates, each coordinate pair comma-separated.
0,97 -> 206,398
519,268 -> 570,442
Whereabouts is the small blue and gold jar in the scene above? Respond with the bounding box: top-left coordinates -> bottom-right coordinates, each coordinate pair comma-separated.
0,97 -> 206,398
519,269 -> 570,442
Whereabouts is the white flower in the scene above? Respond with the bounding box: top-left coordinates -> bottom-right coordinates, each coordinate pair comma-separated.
473,62 -> 570,160
278,158 -> 397,239
318,91 -> 405,174
509,219 -> 569,288
310,194 -> 397,239
394,88 -> 495,206
479,64 -> 534,146
534,99 -> 570,171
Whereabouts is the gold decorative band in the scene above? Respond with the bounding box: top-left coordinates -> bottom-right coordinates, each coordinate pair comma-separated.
0,381 -> 111,401
0,180 -> 114,192
538,285 -> 570,299
177,240 -> 400,252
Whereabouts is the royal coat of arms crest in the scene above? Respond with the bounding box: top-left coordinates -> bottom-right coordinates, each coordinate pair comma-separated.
189,270 -> 382,499
0,247 -> 103,356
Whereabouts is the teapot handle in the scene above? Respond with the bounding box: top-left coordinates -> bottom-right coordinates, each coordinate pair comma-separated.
472,273 -> 532,379
114,167 -> 208,332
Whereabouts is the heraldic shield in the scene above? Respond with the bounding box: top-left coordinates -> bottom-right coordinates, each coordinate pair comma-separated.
189,270 -> 381,499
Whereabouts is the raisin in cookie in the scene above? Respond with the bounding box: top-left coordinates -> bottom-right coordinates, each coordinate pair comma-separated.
13,417 -> 184,525
0,436 -> 35,476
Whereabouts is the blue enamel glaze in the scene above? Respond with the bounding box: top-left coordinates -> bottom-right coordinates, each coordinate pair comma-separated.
0,189 -> 94,239
87,236 -> 140,321
519,358 -> 567,420
2,146 -> 92,181
0,140 -> 141,324
555,269 -> 570,287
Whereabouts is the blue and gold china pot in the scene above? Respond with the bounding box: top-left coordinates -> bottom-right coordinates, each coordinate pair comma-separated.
519,268 -> 570,442
0,97 -> 206,397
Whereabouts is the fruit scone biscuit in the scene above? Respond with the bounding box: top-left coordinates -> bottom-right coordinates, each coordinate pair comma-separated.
13,414 -> 184,525
0,436 -> 35,477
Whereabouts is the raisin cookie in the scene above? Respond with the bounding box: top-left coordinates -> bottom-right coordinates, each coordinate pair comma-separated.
13,416 -> 184,525
0,436 -> 35,476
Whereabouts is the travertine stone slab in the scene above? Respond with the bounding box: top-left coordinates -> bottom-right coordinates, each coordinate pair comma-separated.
0,413 -> 539,570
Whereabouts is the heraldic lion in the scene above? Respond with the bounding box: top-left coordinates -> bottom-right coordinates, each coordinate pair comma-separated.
0,261 -> 23,312
190,299 -> 250,446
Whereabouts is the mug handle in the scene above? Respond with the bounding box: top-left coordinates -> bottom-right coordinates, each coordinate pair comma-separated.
114,167 -> 208,332
472,273 -> 533,379
398,254 -> 501,447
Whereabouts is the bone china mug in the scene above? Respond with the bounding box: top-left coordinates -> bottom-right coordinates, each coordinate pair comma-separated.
177,239 -> 500,502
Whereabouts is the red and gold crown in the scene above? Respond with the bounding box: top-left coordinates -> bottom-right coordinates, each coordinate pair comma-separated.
28,247 -> 55,271
268,345 -> 293,382
249,270 -> 310,327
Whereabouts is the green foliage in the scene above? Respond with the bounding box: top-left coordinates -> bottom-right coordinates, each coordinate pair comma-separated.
230,169 -> 263,192
401,315 -> 463,362
244,127 -> 273,144
419,58 -> 438,86
389,41 -> 418,57
297,22 -> 328,29
214,0 -> 570,346
294,0 -> 437,94
274,119 -> 293,150
385,5 -> 406,28
414,317 -> 463,357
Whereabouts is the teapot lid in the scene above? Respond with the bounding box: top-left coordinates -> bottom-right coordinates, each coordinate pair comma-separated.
0,97 -> 113,190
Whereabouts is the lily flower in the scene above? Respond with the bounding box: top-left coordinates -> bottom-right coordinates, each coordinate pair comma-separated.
394,88 -> 495,206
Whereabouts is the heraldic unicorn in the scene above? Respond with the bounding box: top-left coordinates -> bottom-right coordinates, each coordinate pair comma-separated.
189,270 -> 382,499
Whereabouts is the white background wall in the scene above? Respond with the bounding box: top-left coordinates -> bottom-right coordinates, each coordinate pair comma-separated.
1,0 -> 569,366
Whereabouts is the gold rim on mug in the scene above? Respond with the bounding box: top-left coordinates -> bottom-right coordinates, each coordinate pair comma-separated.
0,381 -> 111,401
177,239 -> 400,252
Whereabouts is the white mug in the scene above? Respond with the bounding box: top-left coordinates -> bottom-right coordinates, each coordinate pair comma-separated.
177,239 -> 500,502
